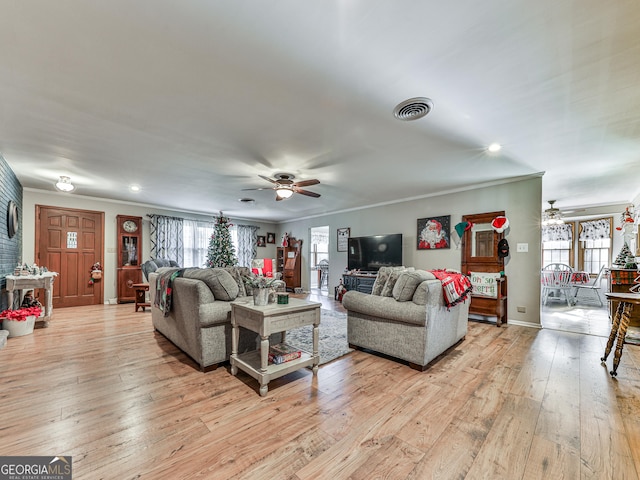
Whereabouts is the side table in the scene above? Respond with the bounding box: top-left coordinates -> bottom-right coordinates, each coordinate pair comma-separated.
133,283 -> 150,312
601,292 -> 640,376
230,297 -> 321,396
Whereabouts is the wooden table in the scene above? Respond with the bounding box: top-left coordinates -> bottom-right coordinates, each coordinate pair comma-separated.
230,296 -> 321,396
601,292 -> 640,376
133,283 -> 150,312
6,273 -> 58,327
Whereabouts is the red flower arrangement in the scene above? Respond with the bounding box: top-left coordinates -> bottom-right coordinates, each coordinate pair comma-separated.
0,306 -> 43,321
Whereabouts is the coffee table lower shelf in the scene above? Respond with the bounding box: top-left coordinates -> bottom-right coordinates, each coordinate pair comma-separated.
231,350 -> 317,396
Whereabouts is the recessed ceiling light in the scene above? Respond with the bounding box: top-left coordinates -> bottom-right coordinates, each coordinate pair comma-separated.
238,198 -> 255,204
487,143 -> 502,152
129,184 -> 141,192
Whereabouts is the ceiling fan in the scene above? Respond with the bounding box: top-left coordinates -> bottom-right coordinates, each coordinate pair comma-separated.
243,173 -> 321,201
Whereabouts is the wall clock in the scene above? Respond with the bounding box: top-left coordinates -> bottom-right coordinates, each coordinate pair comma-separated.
7,200 -> 18,238
122,220 -> 138,233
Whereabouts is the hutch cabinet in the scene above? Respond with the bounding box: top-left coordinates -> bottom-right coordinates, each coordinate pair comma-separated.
277,237 -> 303,292
116,215 -> 143,303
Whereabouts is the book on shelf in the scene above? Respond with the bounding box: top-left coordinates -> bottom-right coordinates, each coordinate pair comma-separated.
269,343 -> 302,365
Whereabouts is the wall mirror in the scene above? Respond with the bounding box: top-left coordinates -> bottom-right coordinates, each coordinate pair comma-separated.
461,211 -> 505,267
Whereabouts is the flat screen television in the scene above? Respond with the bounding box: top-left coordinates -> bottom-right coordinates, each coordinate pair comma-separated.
347,234 -> 403,272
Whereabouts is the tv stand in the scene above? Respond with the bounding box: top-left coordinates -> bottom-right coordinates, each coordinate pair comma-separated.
342,272 -> 377,294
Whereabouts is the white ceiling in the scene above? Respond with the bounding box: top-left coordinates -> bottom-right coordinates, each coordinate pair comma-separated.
2,1 -> 640,222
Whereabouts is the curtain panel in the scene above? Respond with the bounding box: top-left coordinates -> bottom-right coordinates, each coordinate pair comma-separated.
149,215 -> 184,265
578,219 -> 611,241
236,224 -> 258,267
542,224 -> 573,242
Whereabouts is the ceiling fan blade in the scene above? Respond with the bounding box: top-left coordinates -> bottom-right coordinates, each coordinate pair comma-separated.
295,188 -> 321,198
259,174 -> 277,184
241,187 -> 272,191
293,179 -> 320,187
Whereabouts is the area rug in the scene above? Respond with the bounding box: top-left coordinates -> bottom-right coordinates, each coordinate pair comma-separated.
285,309 -> 352,365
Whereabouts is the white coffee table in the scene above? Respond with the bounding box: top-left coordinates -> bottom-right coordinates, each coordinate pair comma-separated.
230,296 -> 321,396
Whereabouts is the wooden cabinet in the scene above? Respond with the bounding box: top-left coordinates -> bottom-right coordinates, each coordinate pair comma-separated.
277,237 -> 302,292
608,268 -> 640,328
116,215 -> 142,303
342,274 -> 376,294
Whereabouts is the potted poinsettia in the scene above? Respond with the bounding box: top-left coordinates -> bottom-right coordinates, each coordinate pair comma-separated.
0,306 -> 43,337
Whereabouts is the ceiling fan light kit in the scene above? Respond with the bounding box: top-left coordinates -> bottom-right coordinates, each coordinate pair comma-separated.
542,200 -> 564,226
243,172 -> 321,201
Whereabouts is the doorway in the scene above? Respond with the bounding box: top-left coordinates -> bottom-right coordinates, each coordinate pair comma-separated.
36,205 -> 105,308
309,226 -> 329,295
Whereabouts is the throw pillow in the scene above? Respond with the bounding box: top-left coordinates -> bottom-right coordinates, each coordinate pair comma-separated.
381,268 -> 405,297
392,270 -> 436,301
371,267 -> 392,296
184,268 -> 239,301
221,266 -> 251,297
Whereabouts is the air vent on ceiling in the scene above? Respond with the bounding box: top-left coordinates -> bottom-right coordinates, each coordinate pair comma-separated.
393,97 -> 434,121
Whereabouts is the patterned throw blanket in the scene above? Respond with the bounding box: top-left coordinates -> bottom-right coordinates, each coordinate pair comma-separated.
154,268 -> 186,317
429,269 -> 473,309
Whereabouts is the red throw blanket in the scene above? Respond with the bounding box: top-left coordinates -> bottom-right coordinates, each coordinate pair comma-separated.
429,269 -> 473,309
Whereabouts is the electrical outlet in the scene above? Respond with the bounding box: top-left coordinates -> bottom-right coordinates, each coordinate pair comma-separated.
516,243 -> 528,253
517,306 -> 526,313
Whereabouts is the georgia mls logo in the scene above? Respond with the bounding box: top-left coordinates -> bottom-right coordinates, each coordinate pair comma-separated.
0,455 -> 72,480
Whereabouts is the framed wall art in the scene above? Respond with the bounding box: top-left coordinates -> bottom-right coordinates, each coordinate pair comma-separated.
337,227 -> 350,252
257,235 -> 266,247
266,232 -> 275,244
417,215 -> 451,250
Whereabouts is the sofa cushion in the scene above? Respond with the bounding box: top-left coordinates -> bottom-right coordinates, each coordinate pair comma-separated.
392,270 -> 436,301
183,268 -> 239,301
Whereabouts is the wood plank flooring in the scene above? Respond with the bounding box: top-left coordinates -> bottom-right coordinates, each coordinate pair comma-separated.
1,296 -> 639,479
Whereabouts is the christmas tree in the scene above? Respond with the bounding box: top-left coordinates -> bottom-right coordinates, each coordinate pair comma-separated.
613,242 -> 633,266
206,212 -> 238,268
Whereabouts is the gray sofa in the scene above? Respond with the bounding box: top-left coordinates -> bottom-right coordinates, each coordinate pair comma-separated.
343,267 -> 469,371
149,266 -> 282,371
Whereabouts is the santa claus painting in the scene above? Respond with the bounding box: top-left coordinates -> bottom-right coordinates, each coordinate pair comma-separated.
417,216 -> 451,250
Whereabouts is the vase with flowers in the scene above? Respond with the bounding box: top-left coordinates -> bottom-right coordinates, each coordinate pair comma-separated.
0,305 -> 43,337
244,272 -> 286,306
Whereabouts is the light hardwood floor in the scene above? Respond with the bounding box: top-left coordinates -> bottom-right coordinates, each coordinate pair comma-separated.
2,297 -> 640,479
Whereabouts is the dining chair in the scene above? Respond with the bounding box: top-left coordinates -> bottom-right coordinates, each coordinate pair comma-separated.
541,268 -> 574,306
573,265 -> 606,306
543,263 -> 573,272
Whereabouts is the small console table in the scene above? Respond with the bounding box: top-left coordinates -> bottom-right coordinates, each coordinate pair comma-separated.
5,272 -> 58,327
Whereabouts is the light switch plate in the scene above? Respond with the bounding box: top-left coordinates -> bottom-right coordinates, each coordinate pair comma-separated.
516,243 -> 528,253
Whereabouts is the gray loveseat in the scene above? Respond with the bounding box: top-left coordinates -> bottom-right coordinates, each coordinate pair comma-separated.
343,267 -> 469,371
149,266 -> 282,371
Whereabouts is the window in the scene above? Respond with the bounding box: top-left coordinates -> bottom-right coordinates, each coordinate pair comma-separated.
578,217 -> 612,274
542,239 -> 572,266
183,220 -> 215,268
542,224 -> 574,268
183,220 -> 240,268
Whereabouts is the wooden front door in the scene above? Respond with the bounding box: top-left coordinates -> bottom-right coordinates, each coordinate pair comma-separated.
36,206 -> 104,308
